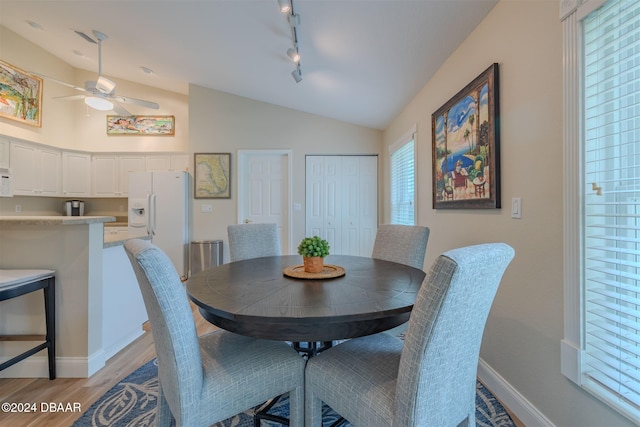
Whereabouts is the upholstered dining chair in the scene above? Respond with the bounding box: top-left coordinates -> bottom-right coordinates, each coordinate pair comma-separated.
228,223 -> 281,262
305,242 -> 515,427
124,239 -> 304,427
371,224 -> 430,269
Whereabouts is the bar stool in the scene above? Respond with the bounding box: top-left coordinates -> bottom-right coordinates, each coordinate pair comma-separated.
0,270 -> 56,380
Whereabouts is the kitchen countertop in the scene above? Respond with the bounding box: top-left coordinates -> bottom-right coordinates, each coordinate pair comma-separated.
0,215 -> 150,249
0,215 -> 116,225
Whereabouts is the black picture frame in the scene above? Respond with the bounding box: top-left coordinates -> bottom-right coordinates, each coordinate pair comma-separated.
432,63 -> 500,209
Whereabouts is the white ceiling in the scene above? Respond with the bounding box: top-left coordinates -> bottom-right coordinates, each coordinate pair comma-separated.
0,0 -> 497,130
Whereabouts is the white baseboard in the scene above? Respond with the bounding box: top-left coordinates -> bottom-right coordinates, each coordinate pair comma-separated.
103,328 -> 144,362
478,358 -> 556,427
0,351 -> 107,378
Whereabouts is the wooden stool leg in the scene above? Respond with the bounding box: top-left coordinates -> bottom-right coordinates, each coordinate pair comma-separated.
44,277 -> 56,380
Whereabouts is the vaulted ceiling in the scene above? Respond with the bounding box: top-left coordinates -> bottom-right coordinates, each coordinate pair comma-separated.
0,0 -> 497,129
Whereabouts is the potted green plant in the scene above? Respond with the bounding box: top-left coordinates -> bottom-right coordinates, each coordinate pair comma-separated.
297,236 -> 330,273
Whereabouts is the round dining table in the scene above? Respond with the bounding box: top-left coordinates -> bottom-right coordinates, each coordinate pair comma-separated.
186,254 -> 426,342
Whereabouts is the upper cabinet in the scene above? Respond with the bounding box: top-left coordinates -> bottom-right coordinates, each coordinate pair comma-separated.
146,153 -> 190,172
0,137 -> 9,170
11,141 -> 61,196
92,154 -> 145,197
62,151 -> 91,197
3,137 -> 189,198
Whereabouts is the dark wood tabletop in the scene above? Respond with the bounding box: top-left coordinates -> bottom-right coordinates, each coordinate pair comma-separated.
186,255 -> 426,342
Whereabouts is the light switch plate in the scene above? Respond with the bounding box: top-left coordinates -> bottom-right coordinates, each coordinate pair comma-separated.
511,197 -> 522,219
201,204 -> 213,213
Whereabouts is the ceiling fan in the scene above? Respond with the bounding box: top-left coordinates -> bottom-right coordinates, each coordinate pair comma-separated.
32,29 -> 159,115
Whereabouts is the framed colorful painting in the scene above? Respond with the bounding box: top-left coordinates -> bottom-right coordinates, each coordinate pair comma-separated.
432,63 -> 500,209
106,115 -> 175,135
194,153 -> 231,199
0,60 -> 43,127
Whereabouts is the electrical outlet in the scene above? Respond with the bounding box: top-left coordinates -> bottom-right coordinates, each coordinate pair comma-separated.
15,204 -> 21,213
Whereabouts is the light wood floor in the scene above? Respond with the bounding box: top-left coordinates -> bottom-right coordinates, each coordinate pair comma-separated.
0,303 -> 524,427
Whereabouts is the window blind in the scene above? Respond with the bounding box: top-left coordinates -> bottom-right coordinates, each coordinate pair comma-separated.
390,138 -> 415,225
582,0 -> 640,419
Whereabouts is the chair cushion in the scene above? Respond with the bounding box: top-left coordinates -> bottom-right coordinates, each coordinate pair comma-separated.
306,333 -> 403,427
197,330 -> 306,425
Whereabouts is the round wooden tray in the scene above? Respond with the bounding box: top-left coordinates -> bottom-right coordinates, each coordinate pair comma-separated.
283,264 -> 346,279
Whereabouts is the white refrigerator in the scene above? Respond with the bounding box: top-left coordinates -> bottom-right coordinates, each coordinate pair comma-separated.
128,171 -> 189,279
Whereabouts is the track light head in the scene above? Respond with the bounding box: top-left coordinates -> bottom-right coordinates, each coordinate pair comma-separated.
287,47 -> 300,63
288,13 -> 300,28
291,68 -> 302,83
278,0 -> 292,13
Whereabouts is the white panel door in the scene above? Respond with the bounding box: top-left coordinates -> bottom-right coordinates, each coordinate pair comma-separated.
305,156 -> 325,237
238,150 -> 292,255
305,155 -> 378,257
323,157 -> 343,254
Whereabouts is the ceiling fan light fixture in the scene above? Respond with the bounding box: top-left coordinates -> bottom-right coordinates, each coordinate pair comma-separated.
84,96 -> 113,111
278,0 -> 292,13
287,47 -> 300,63
96,76 -> 116,94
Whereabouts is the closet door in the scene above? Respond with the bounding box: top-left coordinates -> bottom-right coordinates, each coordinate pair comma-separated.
305,155 -> 377,256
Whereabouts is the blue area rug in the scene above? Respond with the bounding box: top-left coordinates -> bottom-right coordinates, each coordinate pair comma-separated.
72,358 -> 515,427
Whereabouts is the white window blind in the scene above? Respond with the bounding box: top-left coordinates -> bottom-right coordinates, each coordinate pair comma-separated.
582,0 -> 640,419
390,137 -> 415,225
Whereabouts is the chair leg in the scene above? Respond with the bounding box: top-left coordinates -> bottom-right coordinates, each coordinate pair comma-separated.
44,277 -> 56,380
305,390 -> 324,427
289,386 -> 304,427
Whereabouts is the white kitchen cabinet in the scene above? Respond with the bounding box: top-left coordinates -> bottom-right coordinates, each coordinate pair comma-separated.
171,154 -> 189,172
145,154 -> 171,171
62,151 -> 91,197
92,154 -> 145,197
0,137 -> 9,170
10,141 -> 61,196
146,154 -> 189,172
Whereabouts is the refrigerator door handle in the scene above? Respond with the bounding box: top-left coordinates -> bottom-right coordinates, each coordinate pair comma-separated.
151,193 -> 157,236
146,193 -> 152,236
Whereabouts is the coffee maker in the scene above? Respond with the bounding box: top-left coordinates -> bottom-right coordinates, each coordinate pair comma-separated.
64,200 -> 85,216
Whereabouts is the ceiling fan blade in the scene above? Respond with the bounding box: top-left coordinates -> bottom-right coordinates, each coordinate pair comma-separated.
30,72 -> 88,93
111,101 -> 131,116
74,30 -> 97,44
52,95 -> 86,101
112,95 -> 159,110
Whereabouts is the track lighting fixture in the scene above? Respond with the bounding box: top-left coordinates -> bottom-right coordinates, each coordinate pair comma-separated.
288,13 -> 300,28
291,67 -> 302,83
278,0 -> 291,13
278,0 -> 303,83
287,47 -> 300,63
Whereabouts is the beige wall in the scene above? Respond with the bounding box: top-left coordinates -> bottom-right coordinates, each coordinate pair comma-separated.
0,27 -> 76,148
383,1 -> 633,426
188,85 -> 382,261
0,26 -> 189,153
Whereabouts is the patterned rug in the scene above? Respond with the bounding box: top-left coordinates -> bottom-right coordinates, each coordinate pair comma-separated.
72,358 -> 515,427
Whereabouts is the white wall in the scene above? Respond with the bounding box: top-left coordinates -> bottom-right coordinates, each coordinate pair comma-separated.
383,1 -> 633,426
188,85 -> 382,261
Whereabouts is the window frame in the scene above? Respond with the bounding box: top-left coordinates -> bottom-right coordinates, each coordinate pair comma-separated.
562,0 -> 640,422
389,126 -> 417,226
